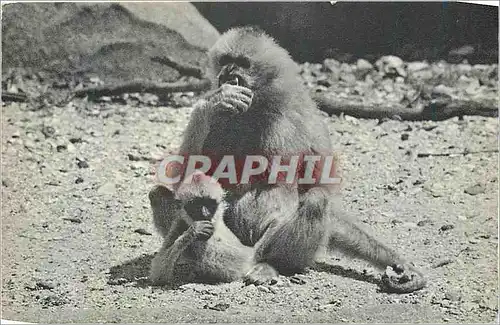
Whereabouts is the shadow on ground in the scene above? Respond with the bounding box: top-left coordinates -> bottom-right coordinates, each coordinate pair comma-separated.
108,254 -> 381,289
108,253 -> 154,288
313,262 -> 380,286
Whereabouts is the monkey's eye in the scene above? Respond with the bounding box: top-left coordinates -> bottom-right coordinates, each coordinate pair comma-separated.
235,56 -> 251,69
184,197 -> 218,221
219,54 -> 232,67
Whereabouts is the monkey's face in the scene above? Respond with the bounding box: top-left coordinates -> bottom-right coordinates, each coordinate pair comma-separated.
217,54 -> 252,88
175,171 -> 225,223
208,27 -> 300,94
183,197 -> 219,221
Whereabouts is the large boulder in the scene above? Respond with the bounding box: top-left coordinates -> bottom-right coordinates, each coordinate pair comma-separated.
2,2 -> 220,83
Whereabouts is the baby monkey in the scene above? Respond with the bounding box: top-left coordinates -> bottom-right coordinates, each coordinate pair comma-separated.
149,171 -> 253,285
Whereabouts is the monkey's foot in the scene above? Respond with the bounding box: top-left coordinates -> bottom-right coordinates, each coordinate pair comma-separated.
381,264 -> 427,294
243,263 -> 279,286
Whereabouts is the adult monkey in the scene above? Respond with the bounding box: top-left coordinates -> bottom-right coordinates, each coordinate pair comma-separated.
157,26 -> 426,293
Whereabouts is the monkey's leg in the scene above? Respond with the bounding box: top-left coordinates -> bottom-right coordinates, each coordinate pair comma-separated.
193,240 -> 253,283
149,233 -> 193,286
327,214 -> 426,293
245,187 -> 329,285
149,221 -> 214,286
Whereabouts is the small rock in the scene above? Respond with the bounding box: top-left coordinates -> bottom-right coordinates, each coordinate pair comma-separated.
407,61 -> 430,73
11,131 -> 21,138
432,259 -> 453,268
41,126 -> 56,138
344,115 -> 359,125
75,177 -> 84,184
401,133 -> 409,141
411,69 -> 434,80
107,278 -> 128,285
375,55 -> 406,77
417,220 -> 431,227
422,125 -> 438,131
23,139 -> 35,150
468,238 -> 479,244
56,144 -> 67,152
432,84 -> 454,97
69,138 -> 83,144
464,184 -> 485,196
440,224 -> 454,232
340,73 -> 356,84
67,142 -> 76,152
127,153 -> 146,161
39,293 -> 67,307
97,96 -> 112,103
89,76 -> 102,84
257,285 -> 270,293
77,160 -> 89,169
134,228 -> 152,236
322,58 -> 341,73
356,58 -> 373,71
290,276 -> 306,285
455,63 -> 472,75
316,79 -> 332,87
27,280 -> 56,291
62,217 -> 82,224
204,303 -> 230,311
444,290 -> 461,302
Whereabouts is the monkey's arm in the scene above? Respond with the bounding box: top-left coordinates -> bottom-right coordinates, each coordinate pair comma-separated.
178,85 -> 253,156
150,220 -> 215,286
149,225 -> 198,286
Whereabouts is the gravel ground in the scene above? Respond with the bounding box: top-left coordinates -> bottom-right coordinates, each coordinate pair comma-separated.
1,94 -> 498,323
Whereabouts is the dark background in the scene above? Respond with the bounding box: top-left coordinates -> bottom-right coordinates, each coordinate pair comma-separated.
194,2 -> 498,64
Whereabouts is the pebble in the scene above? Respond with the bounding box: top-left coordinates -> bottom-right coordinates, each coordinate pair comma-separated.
107,278 -> 128,285
77,160 -> 89,169
407,61 -> 430,73
204,303 -> 230,311
432,84 -> 454,97
257,285 -> 270,293
27,280 -> 56,291
356,58 -> 373,71
134,228 -> 152,236
464,184 -> 485,196
432,259 -> 453,268
67,142 -> 76,152
62,217 -> 82,224
41,126 -> 56,138
444,290 -> 461,302
75,177 -> 84,184
440,224 -> 454,232
401,133 -> 409,141
290,276 -> 306,285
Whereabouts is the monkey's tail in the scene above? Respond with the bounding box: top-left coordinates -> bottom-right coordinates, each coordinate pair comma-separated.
326,217 -> 405,270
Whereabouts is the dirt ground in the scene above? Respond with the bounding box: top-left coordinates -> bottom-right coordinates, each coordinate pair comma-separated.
1,95 -> 498,323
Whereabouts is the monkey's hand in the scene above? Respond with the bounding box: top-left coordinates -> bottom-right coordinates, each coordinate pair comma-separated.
206,84 -> 253,114
243,262 -> 279,286
381,263 -> 427,293
190,220 -> 215,241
